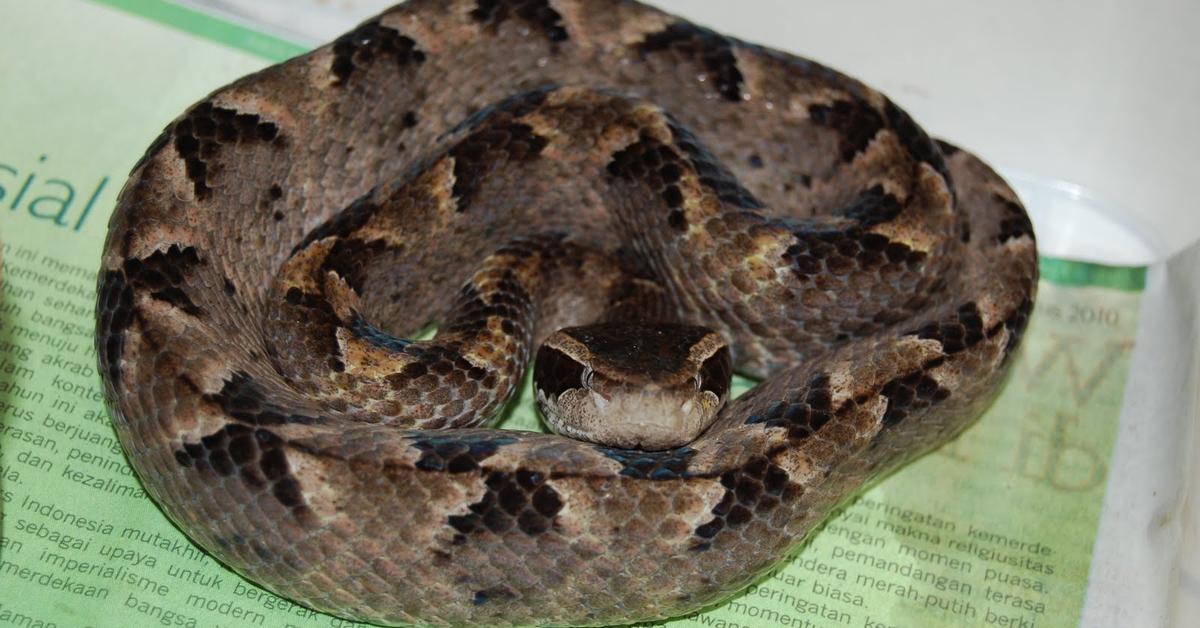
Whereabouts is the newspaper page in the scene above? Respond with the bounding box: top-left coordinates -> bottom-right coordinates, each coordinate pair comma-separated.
0,1 -> 1155,626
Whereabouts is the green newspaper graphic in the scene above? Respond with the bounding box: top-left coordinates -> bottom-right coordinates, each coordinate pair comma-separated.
0,2 -> 1146,626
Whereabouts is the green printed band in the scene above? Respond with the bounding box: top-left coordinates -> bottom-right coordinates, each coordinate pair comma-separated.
1039,258 -> 1146,292
90,0 -> 307,61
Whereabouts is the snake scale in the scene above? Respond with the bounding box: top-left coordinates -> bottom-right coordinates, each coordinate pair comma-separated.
95,1 -> 1038,626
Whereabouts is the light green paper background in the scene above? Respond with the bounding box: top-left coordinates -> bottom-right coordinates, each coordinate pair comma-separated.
0,2 -> 1144,627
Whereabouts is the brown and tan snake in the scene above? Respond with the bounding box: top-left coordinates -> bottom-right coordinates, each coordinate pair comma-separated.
94,1 -> 1038,625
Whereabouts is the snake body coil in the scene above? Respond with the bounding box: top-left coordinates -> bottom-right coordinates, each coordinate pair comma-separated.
96,1 -> 1038,625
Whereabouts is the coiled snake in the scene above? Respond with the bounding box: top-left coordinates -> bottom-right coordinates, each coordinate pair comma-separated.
95,1 -> 1038,625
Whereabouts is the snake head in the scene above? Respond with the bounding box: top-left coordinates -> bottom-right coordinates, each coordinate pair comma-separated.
533,323 -> 731,450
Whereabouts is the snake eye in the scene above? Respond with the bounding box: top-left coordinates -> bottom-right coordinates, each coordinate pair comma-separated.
582,367 -> 594,390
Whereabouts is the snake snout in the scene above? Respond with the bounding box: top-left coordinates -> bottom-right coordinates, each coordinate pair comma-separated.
533,323 -> 732,450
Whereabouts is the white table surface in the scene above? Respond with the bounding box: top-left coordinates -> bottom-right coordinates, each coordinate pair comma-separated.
179,0 -> 1200,264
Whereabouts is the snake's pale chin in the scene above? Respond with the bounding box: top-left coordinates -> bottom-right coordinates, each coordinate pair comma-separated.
533,323 -> 732,450
538,385 -> 725,450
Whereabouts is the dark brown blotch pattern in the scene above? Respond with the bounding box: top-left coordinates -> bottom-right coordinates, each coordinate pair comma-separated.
807,99 -> 885,163
638,23 -> 744,102
96,245 -> 209,388
594,446 -> 697,480
470,0 -> 568,42
995,195 -> 1036,245
293,196 -> 379,254
880,370 -> 951,427
450,122 -> 548,210
607,133 -> 690,231
442,271 -> 532,338
884,99 -> 949,180
910,302 -> 985,354
96,245 -> 210,392
745,373 -> 834,440
331,19 -> 425,84
123,245 -> 207,316
410,433 -> 515,474
691,455 -> 792,551
784,226 -> 925,281
1001,295 -> 1034,354
447,468 -> 563,540
96,270 -> 134,385
842,184 -> 902,228
667,121 -> 763,210
607,126 -> 760,231
205,371 -> 321,426
174,102 -> 279,199
175,425 -> 311,519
